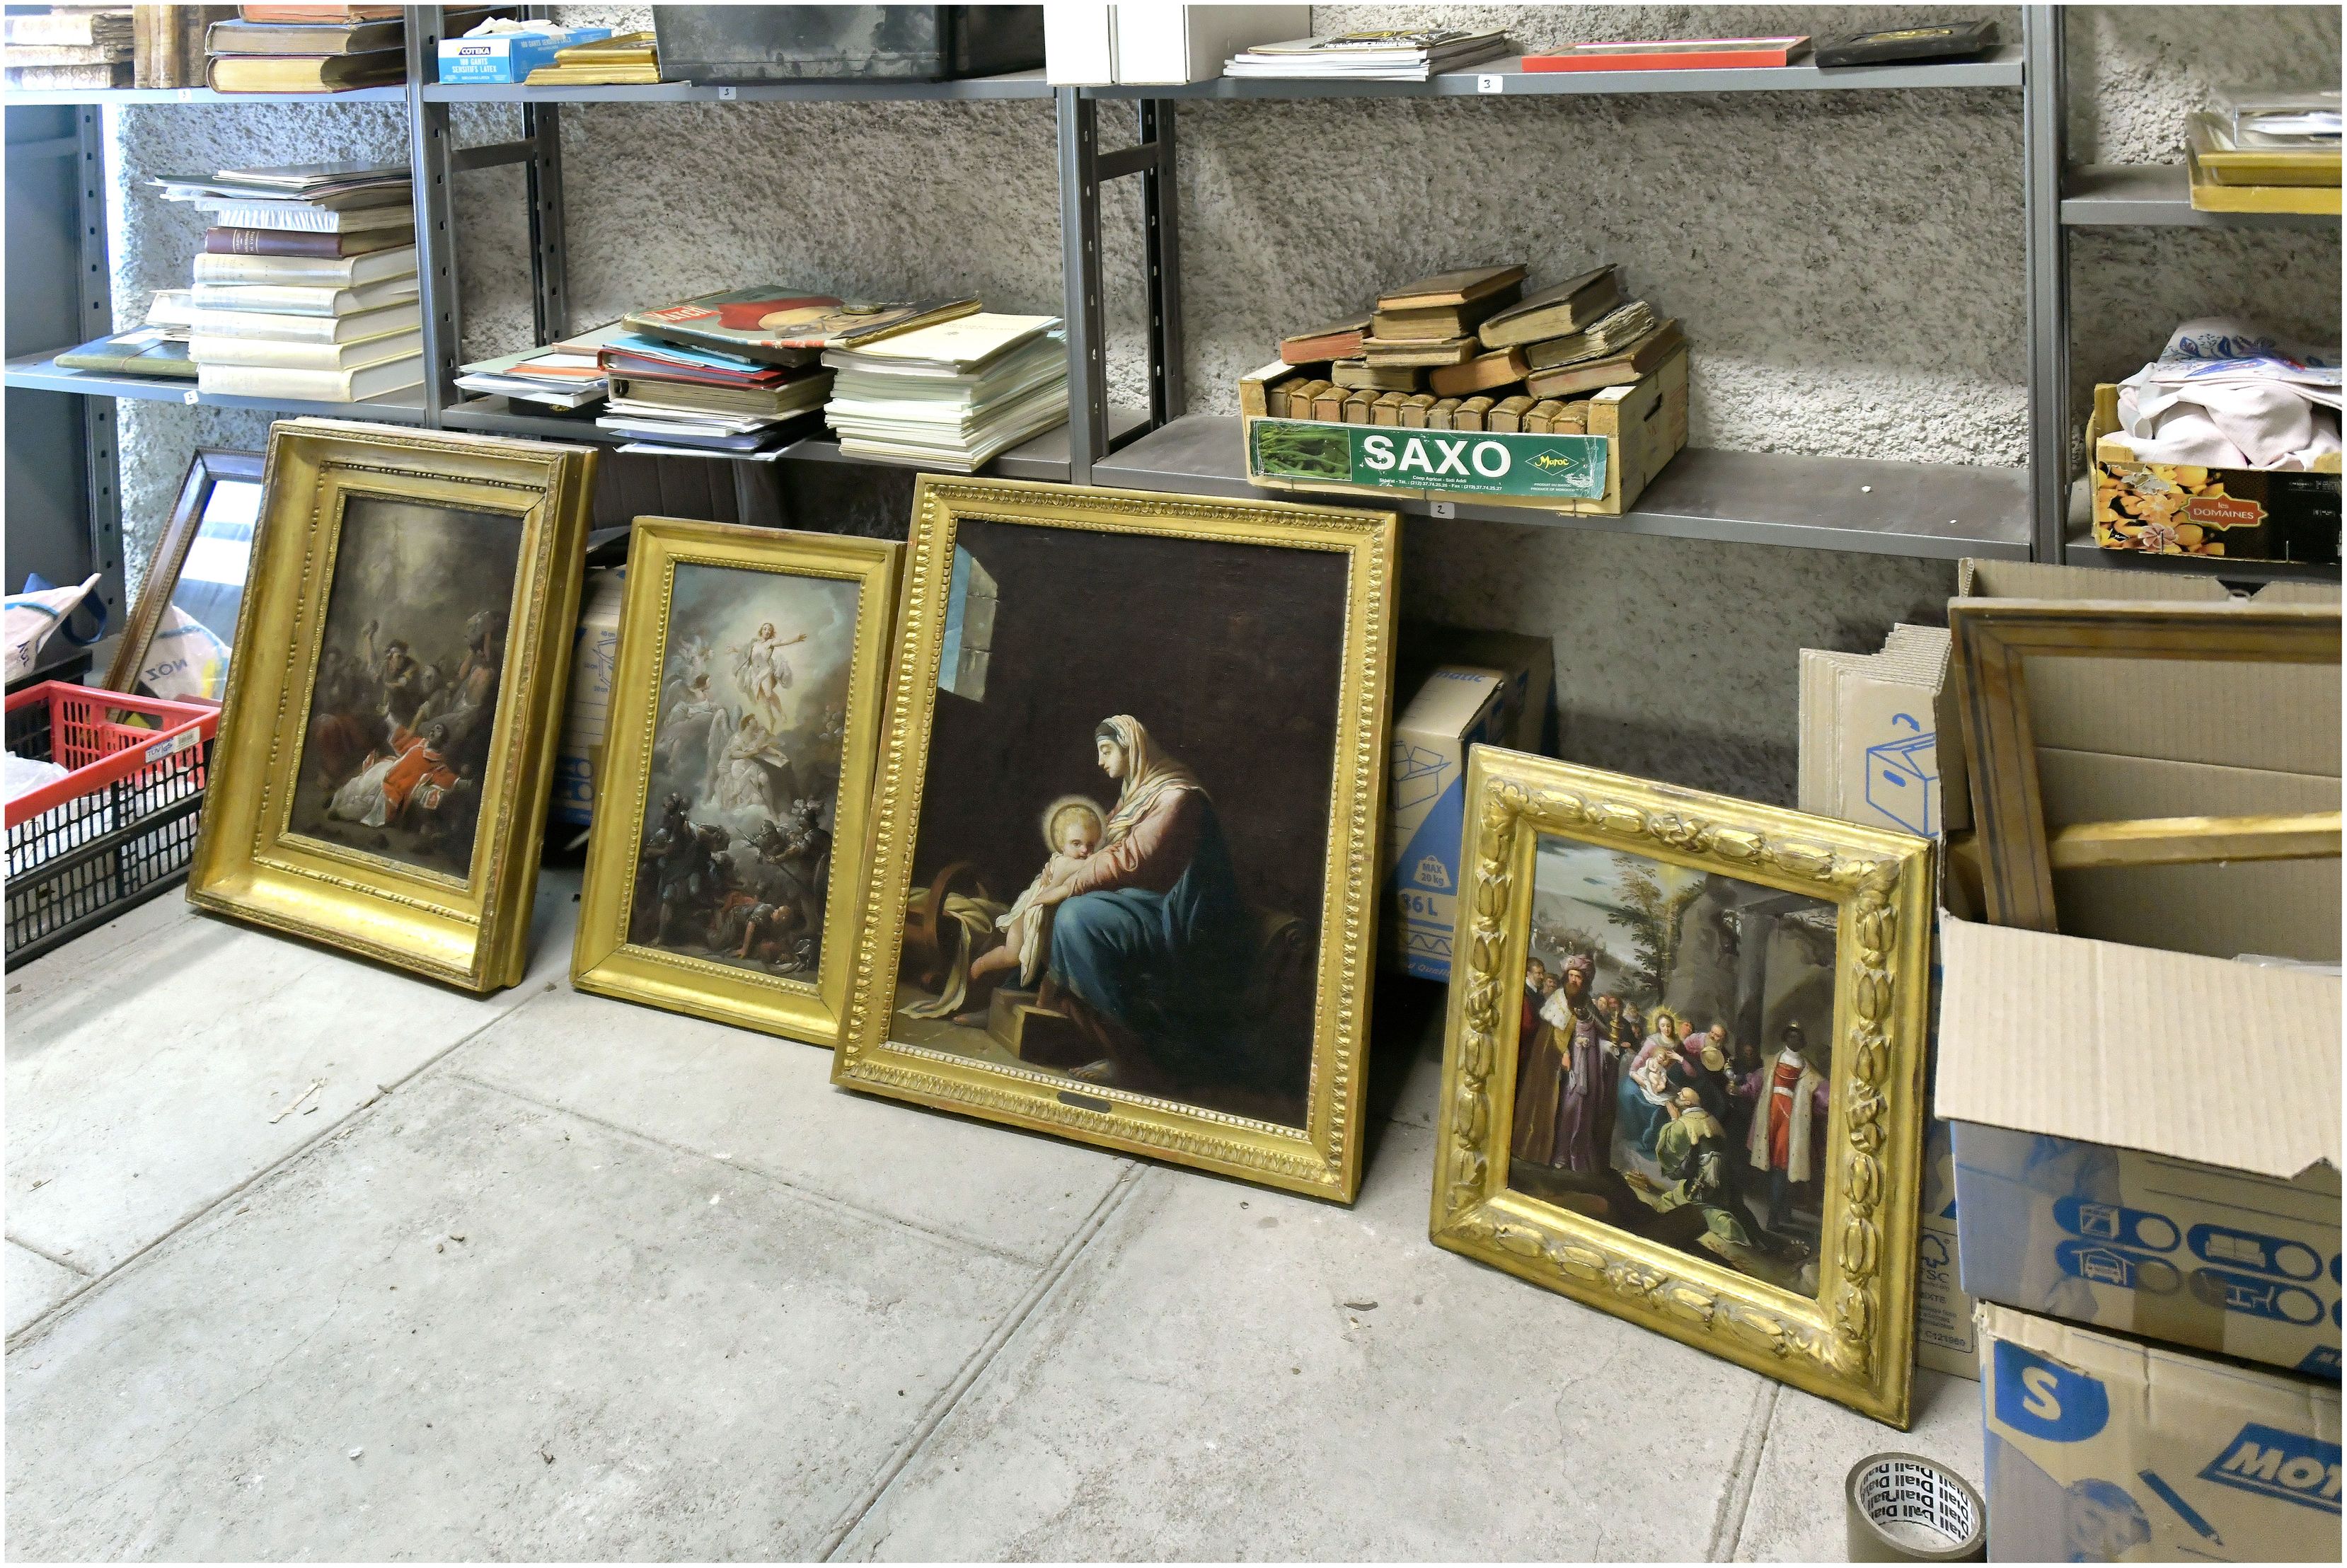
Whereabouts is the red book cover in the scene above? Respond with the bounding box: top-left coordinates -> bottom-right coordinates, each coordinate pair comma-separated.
1522,36 -> 1808,72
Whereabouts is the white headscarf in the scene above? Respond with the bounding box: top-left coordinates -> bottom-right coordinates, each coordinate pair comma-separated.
1095,715 -> 1206,843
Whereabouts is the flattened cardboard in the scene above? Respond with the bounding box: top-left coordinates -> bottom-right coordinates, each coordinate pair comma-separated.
1978,1301 -> 2342,1563
1936,915 -> 2341,1181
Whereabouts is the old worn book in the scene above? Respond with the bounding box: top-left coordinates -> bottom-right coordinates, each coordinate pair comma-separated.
1360,335 -> 1479,368
136,4 -> 233,87
6,62 -> 130,86
1311,384 -> 1347,421
606,372 -> 832,419
1478,265 -> 1622,348
204,224 -> 406,257
1280,378 -> 1332,418
1371,391 -> 1410,426
1427,345 -> 1527,398
238,4 -> 403,19
204,16 -> 402,53
1523,319 -> 1684,398
1523,299 -> 1659,370
5,42 -> 129,65
55,327 -> 195,379
10,10 -> 134,47
188,328 -> 417,370
1330,359 -> 1420,391
192,243 -> 415,287
1376,265 -> 1527,311
1371,285 -> 1524,341
1426,397 -> 1460,430
1398,393 -> 1436,428
1487,394 -> 1537,432
1341,391 -> 1376,423
1280,314 -> 1369,364
1453,395 -> 1495,432
206,46 -> 404,91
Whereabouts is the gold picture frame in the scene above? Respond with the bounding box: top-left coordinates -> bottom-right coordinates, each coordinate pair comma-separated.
1428,747 -> 1934,1426
187,418 -> 596,992
834,475 -> 1397,1202
571,519 -> 902,1044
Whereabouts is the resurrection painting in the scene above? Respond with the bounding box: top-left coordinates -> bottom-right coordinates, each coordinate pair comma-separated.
627,561 -> 860,979
287,495 -> 523,880
1506,836 -> 1839,1296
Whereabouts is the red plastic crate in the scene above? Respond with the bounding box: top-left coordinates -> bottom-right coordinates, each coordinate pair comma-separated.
6,681 -> 219,965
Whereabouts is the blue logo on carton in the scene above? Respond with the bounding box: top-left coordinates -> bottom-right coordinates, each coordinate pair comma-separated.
2199,1424 -> 2343,1514
1993,1342 -> 2109,1443
2188,1223 -> 2325,1281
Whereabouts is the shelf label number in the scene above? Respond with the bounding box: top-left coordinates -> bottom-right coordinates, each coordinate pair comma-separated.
176,87 -> 196,101
717,85 -> 738,101
1477,74 -> 1504,94
182,388 -> 200,405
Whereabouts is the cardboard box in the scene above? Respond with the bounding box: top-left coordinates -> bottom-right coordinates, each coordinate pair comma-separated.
437,26 -> 610,84
550,567 -> 624,829
1042,2 -> 1114,84
1400,622 -> 1555,757
2087,384 -> 2341,566
1978,1301 -> 2341,1562
1916,1116 -> 1979,1380
1112,4 -> 1308,83
1380,668 -> 1507,981
1797,623 -> 1969,838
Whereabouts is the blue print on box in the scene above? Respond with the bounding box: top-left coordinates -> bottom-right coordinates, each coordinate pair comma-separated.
1863,715 -> 1939,835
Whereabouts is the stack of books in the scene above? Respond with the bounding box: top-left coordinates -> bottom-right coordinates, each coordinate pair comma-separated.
54,290 -> 197,380
1271,263 -> 1683,430
594,287 -> 979,456
525,28 -> 658,86
133,4 -> 235,89
6,6 -> 134,90
154,162 -> 420,403
822,314 -> 1070,472
456,323 -> 628,412
1225,28 -> 1507,83
204,3 -> 490,92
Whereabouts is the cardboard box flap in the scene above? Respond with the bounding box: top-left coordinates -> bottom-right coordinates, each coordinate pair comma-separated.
1937,913 -> 2342,1179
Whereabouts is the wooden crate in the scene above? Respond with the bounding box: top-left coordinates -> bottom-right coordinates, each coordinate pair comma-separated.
1239,346 -> 1688,517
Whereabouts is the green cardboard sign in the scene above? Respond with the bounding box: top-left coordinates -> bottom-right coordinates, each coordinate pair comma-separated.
1250,419 -> 1609,500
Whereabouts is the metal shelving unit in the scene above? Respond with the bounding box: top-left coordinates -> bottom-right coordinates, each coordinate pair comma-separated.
5,8 -> 2334,591
2063,163 -> 2341,229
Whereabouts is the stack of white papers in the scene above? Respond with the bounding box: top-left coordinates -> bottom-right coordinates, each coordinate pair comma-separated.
821,313 -> 1068,472
1226,29 -> 1509,82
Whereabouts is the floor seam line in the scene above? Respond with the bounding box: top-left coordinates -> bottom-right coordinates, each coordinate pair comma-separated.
444,1068 -> 1054,1269
1712,1380 -> 1781,1562
4,1234 -> 94,1277
3,987 -> 560,1356
814,1164 -> 1146,1562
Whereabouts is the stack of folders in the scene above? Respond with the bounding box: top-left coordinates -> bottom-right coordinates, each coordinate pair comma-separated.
593,334 -> 834,456
456,322 -> 629,411
5,6 -> 135,90
53,289 -> 197,379
821,314 -> 1070,472
154,162 -> 420,403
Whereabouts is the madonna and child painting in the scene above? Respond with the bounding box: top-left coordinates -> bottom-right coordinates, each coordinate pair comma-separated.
1507,838 -> 1840,1296
884,510 -> 1358,1131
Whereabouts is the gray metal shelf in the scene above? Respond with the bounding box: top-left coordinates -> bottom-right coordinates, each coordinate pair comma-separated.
1092,415 -> 2029,561
5,352 -> 432,423
1086,47 -> 2022,100
421,70 -> 1050,104
1,85 -> 409,105
2061,163 -> 2341,229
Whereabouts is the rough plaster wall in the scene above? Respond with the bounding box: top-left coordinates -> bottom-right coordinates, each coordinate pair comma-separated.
97,5 -> 2340,805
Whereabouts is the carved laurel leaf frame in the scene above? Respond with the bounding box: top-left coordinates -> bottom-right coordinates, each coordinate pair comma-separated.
1427,746 -> 1934,1427
834,475 -> 1398,1203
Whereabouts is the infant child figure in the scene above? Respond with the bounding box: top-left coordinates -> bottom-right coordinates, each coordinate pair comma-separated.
969,797 -> 1107,991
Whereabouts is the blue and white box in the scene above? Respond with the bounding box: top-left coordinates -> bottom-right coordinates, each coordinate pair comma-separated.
1380,667 -> 1506,981
1980,1301 -> 2341,1562
437,26 -> 611,85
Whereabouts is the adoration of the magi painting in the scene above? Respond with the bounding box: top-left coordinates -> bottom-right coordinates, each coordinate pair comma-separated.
1507,836 -> 1839,1296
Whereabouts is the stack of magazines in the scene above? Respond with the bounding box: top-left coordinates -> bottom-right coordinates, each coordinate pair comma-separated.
591,287 -> 979,456
153,161 -> 420,403
1225,28 -> 1509,83
456,323 -> 629,411
821,314 -> 1069,472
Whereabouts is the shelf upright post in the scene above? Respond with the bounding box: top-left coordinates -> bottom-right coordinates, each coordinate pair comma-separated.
1136,98 -> 1182,427
1058,88 -> 1108,484
405,4 -> 462,424
2022,4 -> 2070,563
519,2 -> 567,344
76,105 -> 124,623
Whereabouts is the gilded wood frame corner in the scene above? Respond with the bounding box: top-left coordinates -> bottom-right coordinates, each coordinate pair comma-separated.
570,518 -> 902,1044
834,475 -> 1398,1202
1949,599 -> 2341,933
1427,747 -> 1935,1426
186,419 -> 596,992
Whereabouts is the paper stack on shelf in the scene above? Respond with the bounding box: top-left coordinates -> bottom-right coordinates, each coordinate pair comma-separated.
54,290 -> 197,378
155,161 -> 420,402
1224,28 -> 1507,83
592,331 -> 831,456
456,322 -> 628,412
524,28 -> 659,86
6,6 -> 135,90
821,313 -> 1070,472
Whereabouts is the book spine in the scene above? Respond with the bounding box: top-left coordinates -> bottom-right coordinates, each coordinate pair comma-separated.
205,227 -> 346,258
131,4 -> 166,88
191,282 -> 350,314
190,331 -> 417,369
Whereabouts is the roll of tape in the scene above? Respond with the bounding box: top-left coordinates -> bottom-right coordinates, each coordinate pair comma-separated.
1846,1452 -> 1987,1563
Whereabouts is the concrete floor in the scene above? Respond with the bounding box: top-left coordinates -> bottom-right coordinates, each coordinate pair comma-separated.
6,871 -> 1983,1560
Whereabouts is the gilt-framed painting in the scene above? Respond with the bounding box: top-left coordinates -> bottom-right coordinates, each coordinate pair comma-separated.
835,475 -> 1397,1201
1429,747 -> 1934,1426
571,519 -> 901,1044
103,447 -> 265,701
186,418 -> 596,992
